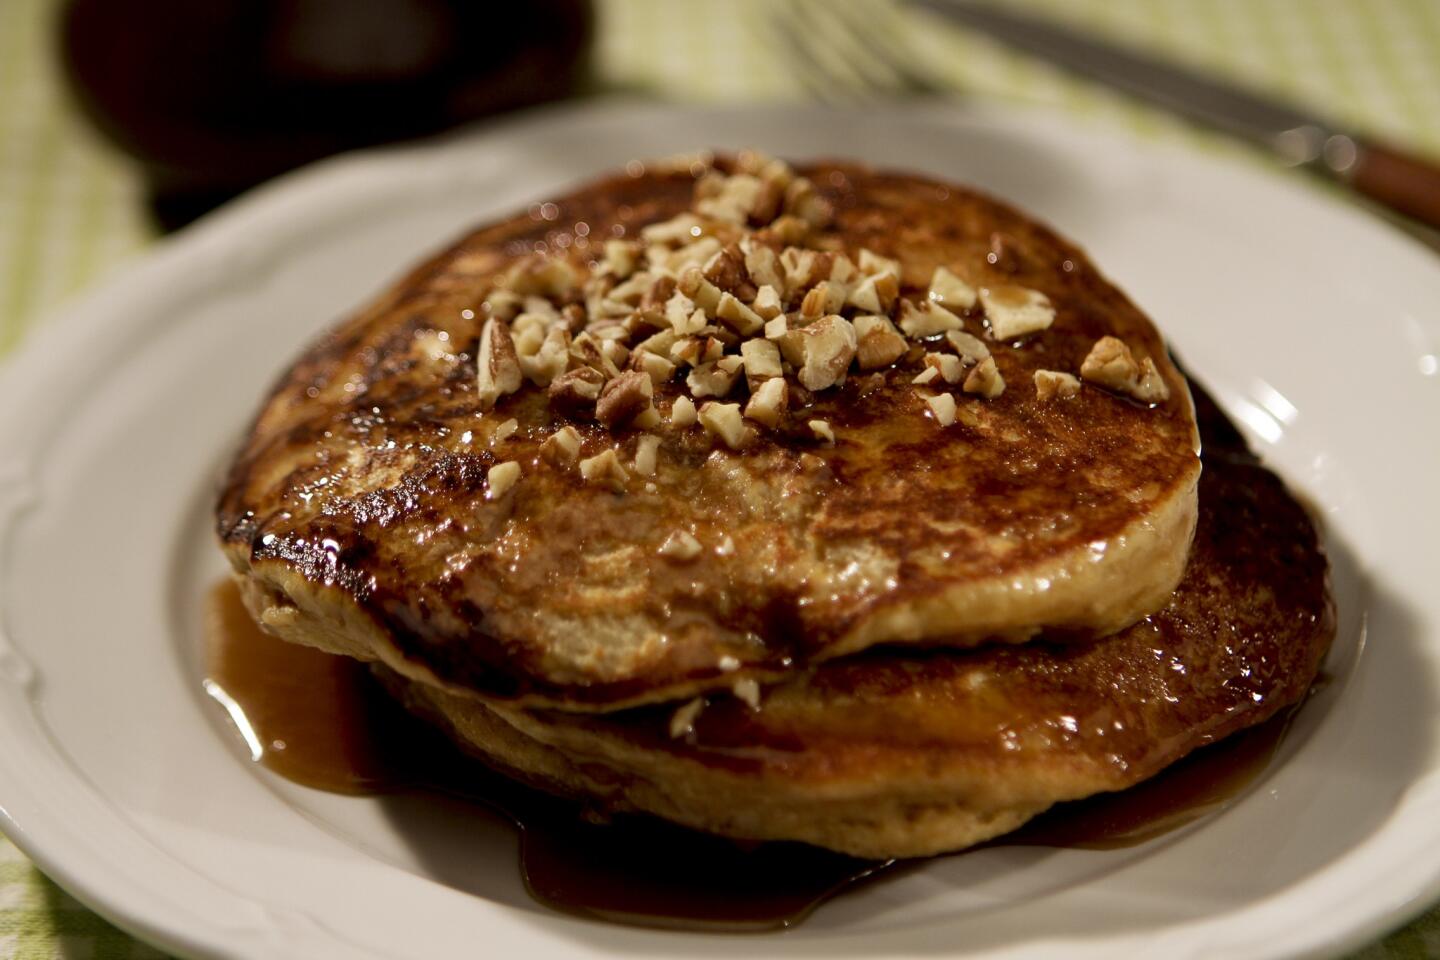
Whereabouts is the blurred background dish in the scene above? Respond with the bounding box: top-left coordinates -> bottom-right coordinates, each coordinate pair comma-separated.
60,0 -> 594,228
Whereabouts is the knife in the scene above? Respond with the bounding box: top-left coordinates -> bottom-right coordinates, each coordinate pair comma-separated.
910,0 -> 1440,230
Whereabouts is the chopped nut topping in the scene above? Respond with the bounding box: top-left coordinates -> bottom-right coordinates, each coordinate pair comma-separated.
718,654 -> 741,671
518,326 -> 570,387
483,288 -> 523,321
926,393 -> 958,426
799,280 -> 846,319
854,314 -> 907,369
809,419 -> 836,444
475,317 -> 522,411
595,370 -> 655,428
669,697 -> 704,738
670,336 -> 704,367
659,529 -> 703,560
486,460 -> 521,498
740,338 -> 783,382
715,291 -> 763,335
467,153 -> 1100,457
511,314 -> 547,357
1133,358 -> 1170,403
670,395 -> 697,427
745,376 -> 788,427
699,401 -> 752,449
780,247 -> 831,298
696,173 -> 765,223
1034,369 -> 1081,401
603,239 -> 640,278
641,273 -> 677,311
540,425 -> 582,465
760,214 -> 810,246
665,291 -> 706,335
898,299 -> 965,338
503,256 -> 581,299
784,177 -> 832,227
606,270 -> 652,305
963,356 -> 1006,398
599,339 -> 629,370
928,266 -> 978,310
1079,339 -> 1168,402
981,285 -> 1055,340
858,248 -> 900,279
732,677 -> 761,710
1080,336 -> 1140,391
569,330 -> 620,378
662,236 -> 722,275
578,447 -> 628,491
631,349 -> 677,386
635,327 -> 680,358
924,352 -> 965,384
716,535 -> 736,557
847,271 -> 898,314
642,213 -> 703,245
744,245 -> 785,291
751,284 -> 783,320
678,267 -> 723,314
687,361 -> 741,398
633,434 -> 661,476
548,366 -> 606,414
788,315 -> 857,391
703,244 -> 749,292
944,329 -> 991,364
492,418 -> 518,443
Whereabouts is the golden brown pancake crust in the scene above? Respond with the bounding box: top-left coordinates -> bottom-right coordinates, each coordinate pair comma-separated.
216,160 -> 1200,707
387,384 -> 1334,857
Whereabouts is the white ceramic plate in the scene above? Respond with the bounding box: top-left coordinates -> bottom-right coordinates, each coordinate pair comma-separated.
1,101 -> 1438,960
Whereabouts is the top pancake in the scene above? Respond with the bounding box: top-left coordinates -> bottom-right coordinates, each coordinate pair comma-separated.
216,155 -> 1201,708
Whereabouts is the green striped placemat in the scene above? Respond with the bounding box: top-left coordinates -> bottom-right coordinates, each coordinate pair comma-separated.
2,0 -> 1438,956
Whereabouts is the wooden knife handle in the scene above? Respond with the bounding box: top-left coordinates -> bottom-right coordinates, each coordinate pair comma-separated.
1349,141 -> 1440,230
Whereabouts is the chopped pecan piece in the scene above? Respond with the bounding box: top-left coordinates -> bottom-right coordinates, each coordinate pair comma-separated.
539,425 -> 582,465
962,356 -> 1006,399
486,461 -> 521,499
853,314 -> 907,369
928,266 -> 978,310
925,393 -> 958,426
698,402 -> 752,450
744,377 -> 789,428
1034,369 -> 1081,401
548,366 -> 606,414
981,285 -> 1055,340
595,371 -> 656,428
475,317 -> 522,411
578,448 -> 628,491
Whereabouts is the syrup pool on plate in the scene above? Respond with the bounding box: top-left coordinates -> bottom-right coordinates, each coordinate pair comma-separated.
202,580 -> 1294,930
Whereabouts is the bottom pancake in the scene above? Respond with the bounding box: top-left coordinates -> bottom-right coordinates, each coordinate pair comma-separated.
379,385 -> 1334,859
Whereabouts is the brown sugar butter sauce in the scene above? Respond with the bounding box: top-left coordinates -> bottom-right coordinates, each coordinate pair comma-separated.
204,580 -> 1297,932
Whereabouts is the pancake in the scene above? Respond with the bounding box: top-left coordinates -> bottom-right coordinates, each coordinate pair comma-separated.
216,153 -> 1201,709
381,383 -> 1334,858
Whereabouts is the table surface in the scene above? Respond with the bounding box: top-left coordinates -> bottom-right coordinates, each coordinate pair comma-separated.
2,0 -> 1439,957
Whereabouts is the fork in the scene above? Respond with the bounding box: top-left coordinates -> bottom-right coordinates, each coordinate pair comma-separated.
769,0 -> 951,102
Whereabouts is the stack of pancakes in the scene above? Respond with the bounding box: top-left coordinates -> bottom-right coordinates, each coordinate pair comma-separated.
216,153 -> 1333,858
